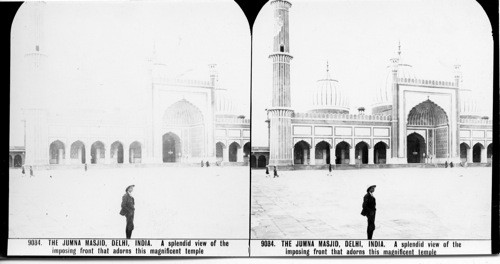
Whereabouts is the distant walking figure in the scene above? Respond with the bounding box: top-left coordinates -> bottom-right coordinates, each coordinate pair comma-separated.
206,161 -> 210,167
29,166 -> 34,177
450,162 -> 454,168
84,163 -> 87,171
444,161 -> 448,168
328,163 -> 332,176
120,185 -> 135,239
21,166 -> 25,175
201,160 -> 204,167
273,166 -> 279,178
265,167 -> 270,177
361,185 -> 376,239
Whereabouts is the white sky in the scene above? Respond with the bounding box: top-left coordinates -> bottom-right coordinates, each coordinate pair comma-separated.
252,0 -> 493,147
10,0 -> 250,146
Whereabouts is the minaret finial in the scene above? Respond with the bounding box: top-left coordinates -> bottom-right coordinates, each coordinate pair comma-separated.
398,40 -> 401,56
326,60 -> 329,73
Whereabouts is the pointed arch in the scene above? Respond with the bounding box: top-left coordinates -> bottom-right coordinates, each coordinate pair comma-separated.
111,141 -> 124,164
228,141 -> 241,162
335,141 -> 351,164
130,141 -> 142,163
315,141 -> 331,165
91,141 -> 105,164
373,141 -> 388,164
70,140 -> 86,164
49,140 -> 65,164
294,140 -> 311,165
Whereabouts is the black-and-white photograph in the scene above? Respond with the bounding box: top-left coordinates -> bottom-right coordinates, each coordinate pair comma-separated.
251,0 -> 493,242
8,0 -> 250,252
4,0 -> 497,259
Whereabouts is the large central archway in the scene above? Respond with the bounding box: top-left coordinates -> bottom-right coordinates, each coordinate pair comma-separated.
407,99 -> 448,162
163,99 -> 205,162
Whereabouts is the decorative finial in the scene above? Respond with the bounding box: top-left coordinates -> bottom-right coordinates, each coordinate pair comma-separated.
398,40 -> 401,56
326,61 -> 329,73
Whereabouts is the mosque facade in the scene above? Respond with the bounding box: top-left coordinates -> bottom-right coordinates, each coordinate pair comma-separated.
251,0 -> 492,168
11,2 -> 250,167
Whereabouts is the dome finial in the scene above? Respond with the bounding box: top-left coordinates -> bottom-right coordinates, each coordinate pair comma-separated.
325,60 -> 331,79
398,40 -> 401,56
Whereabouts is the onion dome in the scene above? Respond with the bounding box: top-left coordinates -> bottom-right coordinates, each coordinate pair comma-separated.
309,62 -> 349,114
372,43 -> 416,115
459,89 -> 482,119
215,88 -> 238,117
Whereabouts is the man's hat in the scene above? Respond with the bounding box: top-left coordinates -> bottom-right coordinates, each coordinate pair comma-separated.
366,185 -> 376,192
126,185 -> 135,192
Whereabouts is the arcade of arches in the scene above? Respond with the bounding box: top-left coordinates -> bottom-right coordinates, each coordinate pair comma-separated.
250,155 -> 268,168
9,154 -> 24,168
290,140 -> 389,165
215,141 -> 248,163
47,140 -> 143,165
46,138 -> 247,165
459,142 -> 491,164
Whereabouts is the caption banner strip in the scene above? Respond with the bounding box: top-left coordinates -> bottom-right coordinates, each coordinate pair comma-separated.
8,239 -> 491,256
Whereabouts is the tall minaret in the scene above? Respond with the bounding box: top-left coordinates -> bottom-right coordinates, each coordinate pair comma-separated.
267,0 -> 294,167
390,50 -> 400,162
24,1 -> 47,68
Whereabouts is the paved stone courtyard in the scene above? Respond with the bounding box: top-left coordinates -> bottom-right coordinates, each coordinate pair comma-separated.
9,166 -> 249,239
251,167 -> 491,239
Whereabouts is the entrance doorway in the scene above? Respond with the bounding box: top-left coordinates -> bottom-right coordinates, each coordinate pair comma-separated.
407,133 -> 426,163
163,132 -> 181,163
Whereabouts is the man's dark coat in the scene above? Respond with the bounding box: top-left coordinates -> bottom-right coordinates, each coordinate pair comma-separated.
120,193 -> 135,231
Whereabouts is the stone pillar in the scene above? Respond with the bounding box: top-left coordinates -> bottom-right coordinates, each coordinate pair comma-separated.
466,147 -> 472,163
130,148 -> 135,164
223,146 -> 229,162
386,147 -> 391,163
58,148 -> 64,164
85,144 -> 91,164
368,147 -> 374,164
65,144 -> 71,164
480,147 -> 487,163
124,146 -> 130,164
349,147 -> 355,165
310,146 -> 316,165
237,147 -> 244,162
105,147 -> 111,164
77,147 -> 83,164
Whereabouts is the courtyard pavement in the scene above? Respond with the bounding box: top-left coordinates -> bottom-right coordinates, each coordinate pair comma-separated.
251,167 -> 492,239
9,166 -> 249,239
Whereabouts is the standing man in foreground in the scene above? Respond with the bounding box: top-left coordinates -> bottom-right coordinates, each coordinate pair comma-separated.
120,185 -> 135,239
361,185 -> 376,239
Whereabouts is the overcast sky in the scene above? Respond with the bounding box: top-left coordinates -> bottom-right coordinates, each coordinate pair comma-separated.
10,0 -> 250,146
251,0 -> 494,147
